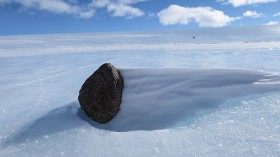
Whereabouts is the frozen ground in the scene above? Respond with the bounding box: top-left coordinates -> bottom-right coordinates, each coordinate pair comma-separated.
0,26 -> 280,156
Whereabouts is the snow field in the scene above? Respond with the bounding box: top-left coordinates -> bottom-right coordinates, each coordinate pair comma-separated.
1,26 -> 280,156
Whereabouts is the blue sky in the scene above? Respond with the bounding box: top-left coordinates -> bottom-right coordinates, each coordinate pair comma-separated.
0,0 -> 279,35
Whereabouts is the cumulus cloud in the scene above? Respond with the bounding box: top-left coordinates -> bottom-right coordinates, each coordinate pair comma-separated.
157,5 -> 233,27
91,0 -> 145,18
107,4 -> 144,18
0,0 -> 95,18
265,21 -> 279,25
91,0 -> 110,8
243,11 -> 263,18
0,0 -> 145,19
219,0 -> 278,7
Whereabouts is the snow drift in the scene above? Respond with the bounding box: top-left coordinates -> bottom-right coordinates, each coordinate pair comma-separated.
92,68 -> 280,131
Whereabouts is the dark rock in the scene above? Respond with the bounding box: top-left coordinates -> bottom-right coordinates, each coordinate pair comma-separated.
78,63 -> 124,123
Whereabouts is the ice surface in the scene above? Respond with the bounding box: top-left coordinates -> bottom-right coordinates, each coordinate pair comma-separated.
0,26 -> 280,156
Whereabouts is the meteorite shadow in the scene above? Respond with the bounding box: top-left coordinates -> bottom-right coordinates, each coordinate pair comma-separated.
1,102 -> 82,148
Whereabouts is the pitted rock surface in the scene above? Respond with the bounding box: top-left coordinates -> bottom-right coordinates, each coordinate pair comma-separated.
78,63 -> 123,123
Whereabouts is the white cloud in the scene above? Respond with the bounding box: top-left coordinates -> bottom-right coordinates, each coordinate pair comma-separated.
157,5 -> 233,27
118,0 -> 147,4
91,0 -> 145,18
274,12 -> 280,16
0,0 -> 95,18
78,10 -> 95,19
107,4 -> 144,18
0,0 -> 146,19
36,0 -> 79,14
243,11 -> 263,18
265,21 -> 279,25
91,0 -> 110,8
219,0 -> 278,7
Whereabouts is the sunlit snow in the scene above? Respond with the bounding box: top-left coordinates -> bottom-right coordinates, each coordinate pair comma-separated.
0,26 -> 280,156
